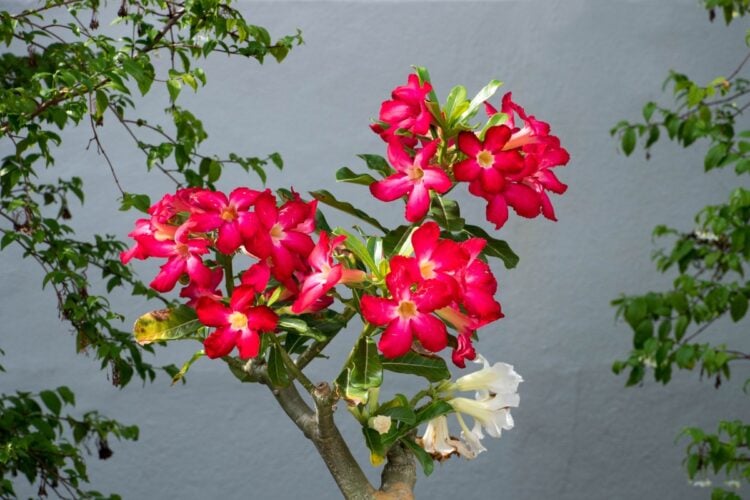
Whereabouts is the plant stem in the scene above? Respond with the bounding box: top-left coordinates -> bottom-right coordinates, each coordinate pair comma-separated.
271,335 -> 316,393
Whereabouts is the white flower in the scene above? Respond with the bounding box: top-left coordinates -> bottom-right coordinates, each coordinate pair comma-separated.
420,415 -> 478,460
451,355 -> 523,399
368,415 -> 392,435
449,394 -> 517,439
724,480 -> 741,489
691,479 -> 712,488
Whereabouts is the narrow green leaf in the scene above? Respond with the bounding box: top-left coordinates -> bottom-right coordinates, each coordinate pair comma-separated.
363,427 -> 386,466
460,79 -> 503,121
133,306 -> 201,345
730,293 -> 748,322
171,350 -> 205,385
381,351 -> 450,383
309,189 -> 389,233
334,228 -> 380,277
336,167 -> 378,186
278,316 -> 326,341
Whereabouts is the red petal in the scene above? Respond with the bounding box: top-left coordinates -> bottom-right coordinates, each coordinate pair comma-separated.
478,167 -> 505,194
203,327 -> 237,358
150,256 -> 185,292
414,140 -> 439,168
421,168 -> 452,193
453,158 -> 480,182
537,170 -> 567,194
486,195 -> 509,229
189,212 -> 223,232
229,187 -> 261,210
186,255 -> 212,287
540,191 -> 557,221
411,313 -> 448,353
413,279 -> 452,312
405,183 -> 429,222
378,319 -> 413,358
282,231 -> 314,257
196,298 -> 231,327
370,175 -> 412,202
216,221 -> 243,254
457,131 -> 482,156
241,262 -> 271,292
247,306 -> 278,332
386,256 -> 421,301
361,295 -> 397,326
411,222 -> 440,262
484,125 -> 511,151
230,285 -> 258,312
254,191 -> 278,227
236,330 -> 261,359
387,141 -> 414,171
505,183 -> 542,218
194,191 -> 228,212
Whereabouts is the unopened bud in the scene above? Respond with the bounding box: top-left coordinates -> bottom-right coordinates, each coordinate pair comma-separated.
368,415 -> 392,435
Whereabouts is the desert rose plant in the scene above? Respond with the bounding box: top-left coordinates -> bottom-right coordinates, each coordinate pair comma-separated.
123,68 -> 569,499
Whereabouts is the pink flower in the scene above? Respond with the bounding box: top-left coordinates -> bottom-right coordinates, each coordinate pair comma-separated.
370,140 -> 451,222
188,188 -> 261,254
455,238 -> 503,322
180,267 -> 223,307
452,332 -> 477,369
244,191 -> 316,284
134,224 -> 213,292
361,256 -> 452,358
411,222 -> 467,291
196,286 -> 278,359
371,74 -> 433,146
291,232 -> 365,314
455,126 -> 524,197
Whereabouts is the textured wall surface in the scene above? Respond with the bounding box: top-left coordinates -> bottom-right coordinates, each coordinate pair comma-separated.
2,1 -> 750,499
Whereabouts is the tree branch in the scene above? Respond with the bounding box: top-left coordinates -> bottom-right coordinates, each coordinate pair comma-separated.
376,442 -> 416,500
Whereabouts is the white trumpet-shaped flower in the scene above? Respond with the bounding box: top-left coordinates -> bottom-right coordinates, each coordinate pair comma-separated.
449,355 -> 523,399
420,415 -> 478,460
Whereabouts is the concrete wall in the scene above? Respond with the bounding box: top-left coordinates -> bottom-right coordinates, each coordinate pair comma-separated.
2,1 -> 749,498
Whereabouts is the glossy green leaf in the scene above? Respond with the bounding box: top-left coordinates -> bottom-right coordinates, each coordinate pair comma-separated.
334,228 -> 380,277
363,427 -> 386,466
133,306 -> 201,345
415,400 -> 454,425
357,154 -> 394,178
267,343 -> 291,388
460,79 -> 503,122
350,336 -> 383,389
381,351 -> 450,383
430,195 -> 464,231
335,167 -> 378,186
309,189 -> 389,233
462,224 -> 519,269
402,438 -> 435,476
39,390 -> 62,416
278,316 -> 326,341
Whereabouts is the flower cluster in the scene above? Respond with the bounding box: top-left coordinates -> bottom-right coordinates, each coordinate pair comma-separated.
361,222 -> 502,365
370,74 -> 569,229
421,355 -> 523,460
121,187 -> 364,359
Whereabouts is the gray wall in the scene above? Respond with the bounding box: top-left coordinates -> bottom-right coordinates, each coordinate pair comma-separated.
2,1 -> 750,499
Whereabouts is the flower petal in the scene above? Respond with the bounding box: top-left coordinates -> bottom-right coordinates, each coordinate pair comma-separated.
236,329 -> 261,359
378,319 -> 413,358
361,295 -> 397,326
247,305 -> 278,332
405,183 -> 430,222
196,298 -> 231,326
203,326 -> 237,359
410,313 -> 448,353
370,174 -> 412,202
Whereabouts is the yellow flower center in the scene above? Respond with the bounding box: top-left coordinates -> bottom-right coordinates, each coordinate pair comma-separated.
407,166 -> 425,181
175,242 -> 190,257
269,223 -> 285,242
477,150 -> 494,169
397,300 -> 418,319
228,311 -> 248,330
419,260 -> 436,279
221,206 -> 237,222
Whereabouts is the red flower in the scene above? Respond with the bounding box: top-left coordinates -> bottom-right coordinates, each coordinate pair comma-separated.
292,232 -> 365,314
455,126 -> 524,197
180,267 -> 223,307
188,188 -> 261,254
361,256 -> 452,358
370,140 -> 451,222
371,74 -> 433,146
244,191 -> 316,284
452,332 -> 477,369
411,222 -> 467,291
196,286 -> 278,359
455,238 -> 503,322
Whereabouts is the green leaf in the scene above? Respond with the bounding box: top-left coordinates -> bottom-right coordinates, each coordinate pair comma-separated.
171,350 -> 205,385
350,336 -> 383,389
429,195 -> 464,231
444,85 -> 468,125
461,79 -> 503,122
167,78 -> 181,102
363,427 -> 386,466
415,400 -> 453,425
377,405 -> 417,425
133,306 -> 201,345
335,167 -> 378,186
267,344 -> 291,388
622,127 -> 636,156
461,224 -> 519,269
334,228 -> 380,277
381,351 -> 450,383
705,143 -> 728,171
278,316 -> 326,341
309,189 -> 389,233
730,293 -> 748,322
56,386 -> 75,405
357,154 -> 394,178
39,390 -> 62,415
402,438 -> 435,476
